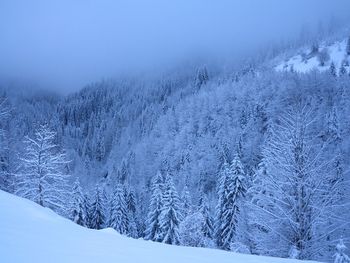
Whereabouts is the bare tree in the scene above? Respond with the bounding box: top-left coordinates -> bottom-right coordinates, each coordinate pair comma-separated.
15,125 -> 70,214
251,104 -> 349,259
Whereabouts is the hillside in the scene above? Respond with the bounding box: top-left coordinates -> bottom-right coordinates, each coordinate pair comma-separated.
0,190 -> 318,263
276,37 -> 350,74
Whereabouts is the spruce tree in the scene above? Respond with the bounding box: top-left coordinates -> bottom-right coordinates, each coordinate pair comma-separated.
198,194 -> 213,239
145,171 -> 164,241
159,174 -> 182,245
69,178 -> 87,226
126,185 -> 138,238
90,186 -> 106,230
215,155 -> 246,250
109,183 -> 128,235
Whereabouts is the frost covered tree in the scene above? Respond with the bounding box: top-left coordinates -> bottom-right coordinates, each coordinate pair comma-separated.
195,66 -> 209,89
159,174 -> 182,245
109,183 -> 128,235
179,212 -> 207,247
253,105 -> 348,259
69,178 -> 87,226
0,98 -> 10,191
317,48 -> 330,66
145,171 -> 164,241
198,194 -> 213,240
334,239 -> 350,263
89,185 -> 106,230
15,125 -> 70,214
330,62 -> 337,77
215,155 -> 247,250
126,186 -> 138,238
181,184 -> 192,217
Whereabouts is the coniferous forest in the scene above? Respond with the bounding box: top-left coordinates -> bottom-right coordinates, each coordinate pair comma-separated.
1,2 -> 350,262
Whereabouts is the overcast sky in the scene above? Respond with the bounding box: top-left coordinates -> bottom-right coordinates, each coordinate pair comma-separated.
1,0 -> 350,93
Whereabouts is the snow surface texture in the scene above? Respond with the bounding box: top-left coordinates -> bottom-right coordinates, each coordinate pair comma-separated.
276,39 -> 350,74
0,190 -> 318,263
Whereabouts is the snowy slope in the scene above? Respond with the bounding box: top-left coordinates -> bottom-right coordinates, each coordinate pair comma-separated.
276,39 -> 350,74
0,190 -> 318,263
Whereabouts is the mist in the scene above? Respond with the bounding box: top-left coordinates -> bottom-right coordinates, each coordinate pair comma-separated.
1,0 -> 350,93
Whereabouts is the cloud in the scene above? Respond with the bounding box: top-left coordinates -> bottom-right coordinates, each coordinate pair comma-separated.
1,0 -> 350,92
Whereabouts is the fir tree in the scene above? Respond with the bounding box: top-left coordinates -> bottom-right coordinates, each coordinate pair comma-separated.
69,178 -> 87,226
109,183 -> 129,235
145,171 -> 164,241
159,174 -> 182,245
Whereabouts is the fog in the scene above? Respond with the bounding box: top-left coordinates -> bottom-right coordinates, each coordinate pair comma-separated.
1,0 -> 350,93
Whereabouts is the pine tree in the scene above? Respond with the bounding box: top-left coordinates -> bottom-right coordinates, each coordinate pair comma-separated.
335,239 -> 350,263
14,125 -> 70,214
145,171 -> 164,241
215,155 -> 246,250
90,186 -> 106,230
159,174 -> 182,245
109,183 -> 129,235
69,178 -> 87,226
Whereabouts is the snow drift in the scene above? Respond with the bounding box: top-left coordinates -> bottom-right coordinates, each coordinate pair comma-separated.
0,190 -> 318,263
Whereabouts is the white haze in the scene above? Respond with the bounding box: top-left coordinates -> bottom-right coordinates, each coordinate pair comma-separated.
0,0 -> 350,93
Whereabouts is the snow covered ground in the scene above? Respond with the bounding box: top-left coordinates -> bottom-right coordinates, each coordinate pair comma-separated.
276,39 -> 350,74
0,190 -> 318,263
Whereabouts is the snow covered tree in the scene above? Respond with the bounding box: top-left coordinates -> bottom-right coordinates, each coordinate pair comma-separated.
215,155 -> 247,250
195,66 -> 209,89
109,183 -> 128,235
339,61 -> 347,76
181,184 -> 192,217
317,48 -> 330,66
330,62 -> 337,77
145,171 -> 164,241
334,239 -> 350,263
159,174 -> 182,245
198,194 -> 213,240
15,125 -> 70,214
346,36 -> 350,55
179,212 -> 207,247
0,98 -> 10,191
89,185 -> 106,230
125,185 -> 138,238
254,105 -> 348,259
69,178 -> 87,226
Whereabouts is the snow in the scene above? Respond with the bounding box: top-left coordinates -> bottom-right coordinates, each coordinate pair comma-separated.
276,39 -> 350,74
0,190 -> 318,263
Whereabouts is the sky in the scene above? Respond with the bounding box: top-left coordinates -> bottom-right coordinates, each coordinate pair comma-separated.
1,0 -> 350,93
